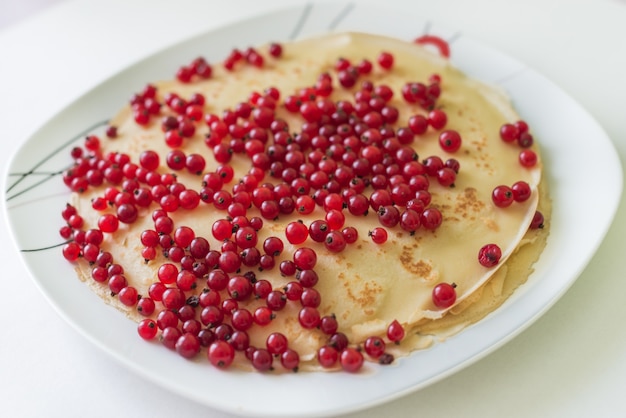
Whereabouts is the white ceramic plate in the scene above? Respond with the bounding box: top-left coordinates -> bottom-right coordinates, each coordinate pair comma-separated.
3,3 -> 622,417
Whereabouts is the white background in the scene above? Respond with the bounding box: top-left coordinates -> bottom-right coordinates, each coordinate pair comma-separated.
1,0 -> 626,417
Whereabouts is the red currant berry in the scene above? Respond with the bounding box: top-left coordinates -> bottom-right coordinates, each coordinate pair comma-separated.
136,318 -> 158,341
279,260 -> 297,277
280,349 -> 300,372
387,320 -> 405,344
318,315 -> 338,335
317,345 -> 339,368
293,247 -> 317,270
341,226 -> 359,244
285,221 -> 308,244
139,150 -> 160,171
492,185 -> 514,207
211,219 -> 233,241
364,336 -> 386,358
266,332 -> 288,355
251,348 -> 274,371
137,297 -> 155,316
478,243 -> 502,267
253,306 -> 274,326
227,275 -> 252,301
263,236 -> 284,256
518,132 -> 534,148
324,230 -> 347,253
324,209 -> 345,231
432,282 -> 457,308
268,42 -> 283,58
308,220 -> 329,243
208,340 -> 235,369
427,109 -> 447,129
511,180 -> 531,202
500,123 -> 520,142
519,149 -> 538,167
231,308 -> 254,331
438,129 -> 462,153
530,211 -> 545,229
369,227 -> 388,244
284,281 -> 303,301
378,205 -> 400,228
98,213 -> 119,233
420,208 -> 442,230
118,286 -> 138,306
408,114 -> 428,135
340,347 -> 364,372
295,269 -> 318,288
377,51 -> 394,69
266,290 -> 287,311
399,209 -> 421,233
175,333 -> 201,359
298,307 -> 321,329
436,167 -> 456,187
161,288 -> 185,310
62,242 -> 81,262
235,226 -> 258,249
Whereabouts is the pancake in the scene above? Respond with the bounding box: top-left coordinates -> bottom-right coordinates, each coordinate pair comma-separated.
60,32 -> 549,372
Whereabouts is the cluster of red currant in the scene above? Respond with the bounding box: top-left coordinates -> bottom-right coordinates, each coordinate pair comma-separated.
60,36 -> 543,373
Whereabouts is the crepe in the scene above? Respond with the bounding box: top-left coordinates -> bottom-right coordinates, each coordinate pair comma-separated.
62,32 -> 549,370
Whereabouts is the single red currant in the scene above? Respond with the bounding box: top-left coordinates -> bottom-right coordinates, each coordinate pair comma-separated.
208,340 -> 235,368
387,319 -> 405,343
98,213 -> 119,233
317,345 -> 339,368
519,149 -> 538,167
420,208 -> 442,230
432,282 -> 457,308
340,347 -> 364,372
478,243 -> 502,267
137,319 -> 158,340
511,180 -> 531,202
293,247 -> 317,270
324,231 -> 347,253
377,51 -> 394,69
175,333 -> 201,359
363,336 -> 386,358
492,185 -> 514,207
500,123 -> 519,142
369,227 -> 388,244
427,109 -> 447,129
285,221 -> 309,245
251,348 -> 274,371
280,349 -> 300,372
298,307 -> 321,329
266,332 -> 289,355
530,211 -> 545,229
439,129 -> 462,153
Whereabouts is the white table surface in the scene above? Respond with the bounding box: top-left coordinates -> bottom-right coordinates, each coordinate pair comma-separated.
1,0 -> 626,417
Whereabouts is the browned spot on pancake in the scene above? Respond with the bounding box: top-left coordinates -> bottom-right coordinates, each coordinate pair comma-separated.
400,246 -> 433,277
454,187 -> 485,220
483,217 -> 499,232
283,314 -> 300,332
342,276 -> 382,311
